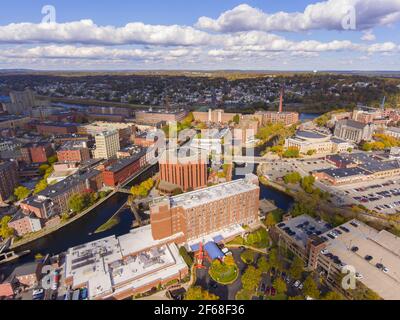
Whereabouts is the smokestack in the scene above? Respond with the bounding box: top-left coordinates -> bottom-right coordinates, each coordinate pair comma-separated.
279,87 -> 284,113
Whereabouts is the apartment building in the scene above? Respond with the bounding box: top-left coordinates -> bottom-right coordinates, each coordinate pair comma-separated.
8,212 -> 42,236
0,161 -> 19,203
20,169 -> 103,219
93,131 -> 120,160
159,148 -> 208,192
57,141 -> 91,163
150,174 -> 260,243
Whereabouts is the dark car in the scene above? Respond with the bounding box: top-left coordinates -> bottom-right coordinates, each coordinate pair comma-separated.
365,255 -> 373,262
270,287 -> 276,296
80,288 -> 88,300
351,246 -> 359,253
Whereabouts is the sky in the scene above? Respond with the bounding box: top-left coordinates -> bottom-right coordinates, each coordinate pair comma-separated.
0,0 -> 399,70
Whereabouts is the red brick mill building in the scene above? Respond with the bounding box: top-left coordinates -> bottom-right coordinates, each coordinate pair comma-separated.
102,149 -> 147,187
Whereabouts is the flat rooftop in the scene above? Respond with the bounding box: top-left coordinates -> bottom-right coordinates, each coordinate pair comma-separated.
277,215 -> 331,249
159,174 -> 259,210
64,228 -> 187,300
104,150 -> 145,173
322,220 -> 400,300
59,141 -> 88,151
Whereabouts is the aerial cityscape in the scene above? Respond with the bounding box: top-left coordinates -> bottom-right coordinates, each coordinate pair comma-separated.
1,0 -> 400,305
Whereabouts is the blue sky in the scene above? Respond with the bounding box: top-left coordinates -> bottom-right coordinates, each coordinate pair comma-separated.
0,0 -> 399,70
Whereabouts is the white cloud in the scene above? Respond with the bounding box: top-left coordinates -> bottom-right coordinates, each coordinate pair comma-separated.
0,20 -> 212,46
361,30 -> 376,41
196,1 -> 400,33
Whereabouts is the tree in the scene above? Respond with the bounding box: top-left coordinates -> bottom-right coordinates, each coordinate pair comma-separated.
269,248 -> 283,271
185,286 -> 219,300
264,209 -> 284,228
38,164 -> 50,176
241,266 -> 262,292
0,216 -> 15,239
301,175 -> 316,194
283,147 -> 300,158
322,291 -> 345,300
273,278 -> 287,294
68,193 -> 89,213
303,276 -> 320,299
241,249 -> 255,264
233,114 -> 240,124
257,256 -> 270,273
33,179 -> 48,194
47,155 -> 58,165
307,149 -> 316,156
14,186 -> 31,201
288,256 -> 304,280
283,172 -> 302,184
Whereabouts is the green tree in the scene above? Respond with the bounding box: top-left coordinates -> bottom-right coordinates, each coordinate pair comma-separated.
264,209 -> 283,228
303,276 -> 320,299
47,155 -> 58,165
241,249 -> 255,264
14,186 -> 31,201
257,256 -> 270,273
301,175 -> 316,194
185,286 -> 219,300
38,164 -> 50,176
283,172 -> 302,184
283,147 -> 300,158
273,278 -> 287,294
288,256 -> 304,280
241,266 -> 262,292
33,179 -> 48,194
269,248 -> 283,271
322,291 -> 345,300
68,194 -> 88,213
0,216 -> 15,239
233,114 -> 240,124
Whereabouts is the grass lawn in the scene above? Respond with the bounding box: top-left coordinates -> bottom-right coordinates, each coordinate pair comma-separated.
209,260 -> 239,285
95,216 -> 120,234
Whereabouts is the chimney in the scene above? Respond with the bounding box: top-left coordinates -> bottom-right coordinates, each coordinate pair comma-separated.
279,87 -> 284,113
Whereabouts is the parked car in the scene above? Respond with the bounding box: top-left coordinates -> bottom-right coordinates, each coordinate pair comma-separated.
294,280 -> 301,288
80,288 -> 88,300
32,288 -> 44,300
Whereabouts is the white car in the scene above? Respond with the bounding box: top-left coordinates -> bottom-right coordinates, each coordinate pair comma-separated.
294,280 -> 301,288
321,249 -> 329,255
383,267 -> 389,273
355,272 -> 363,279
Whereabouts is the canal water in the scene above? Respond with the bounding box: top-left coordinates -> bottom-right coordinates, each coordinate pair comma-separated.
13,165 -> 158,258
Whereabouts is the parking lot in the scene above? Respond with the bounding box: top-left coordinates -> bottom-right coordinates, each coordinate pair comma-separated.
333,178 -> 400,214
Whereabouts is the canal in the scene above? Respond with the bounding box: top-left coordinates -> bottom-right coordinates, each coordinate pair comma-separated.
14,164 -> 158,258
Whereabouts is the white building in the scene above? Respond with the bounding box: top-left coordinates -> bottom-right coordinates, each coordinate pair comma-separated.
93,130 -> 120,160
285,130 -> 352,155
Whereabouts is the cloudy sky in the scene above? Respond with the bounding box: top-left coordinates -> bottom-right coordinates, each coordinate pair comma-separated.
0,0 -> 399,70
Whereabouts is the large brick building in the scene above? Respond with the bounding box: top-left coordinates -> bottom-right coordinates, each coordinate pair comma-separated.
150,174 -> 260,243
36,122 -> 78,136
0,161 -> 18,203
57,141 -> 91,163
102,149 -> 147,187
159,148 -> 208,192
254,111 -> 299,126
135,110 -> 187,125
21,142 -> 54,164
20,169 -> 103,219
192,109 -> 237,124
